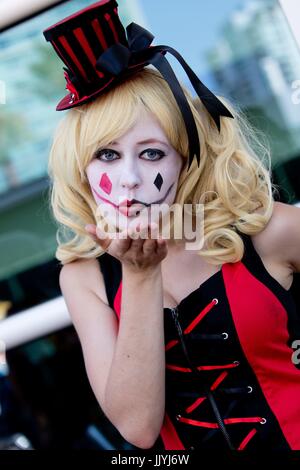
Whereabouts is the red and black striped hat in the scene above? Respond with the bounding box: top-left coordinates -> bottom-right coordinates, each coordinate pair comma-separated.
43,0 -> 234,169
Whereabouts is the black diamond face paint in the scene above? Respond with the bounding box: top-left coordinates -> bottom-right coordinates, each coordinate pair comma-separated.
154,172 -> 163,191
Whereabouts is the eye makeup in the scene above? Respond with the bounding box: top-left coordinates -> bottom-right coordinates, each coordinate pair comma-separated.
94,148 -> 166,162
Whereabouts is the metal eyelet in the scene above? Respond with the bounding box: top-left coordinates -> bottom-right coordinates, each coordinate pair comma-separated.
212,298 -> 219,305
69,93 -> 75,104
233,360 -> 240,366
260,417 -> 267,424
247,385 -> 253,394
176,414 -> 182,421
222,332 -> 229,340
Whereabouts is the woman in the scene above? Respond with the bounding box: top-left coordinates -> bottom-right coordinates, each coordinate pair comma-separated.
45,0 -> 300,450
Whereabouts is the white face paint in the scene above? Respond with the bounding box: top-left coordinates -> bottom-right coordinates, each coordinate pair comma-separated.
86,108 -> 183,231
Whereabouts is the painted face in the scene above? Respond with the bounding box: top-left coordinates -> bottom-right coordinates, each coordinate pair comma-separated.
85,108 -> 183,232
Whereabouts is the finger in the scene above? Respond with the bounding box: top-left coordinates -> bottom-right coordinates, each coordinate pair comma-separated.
130,236 -> 144,255
114,235 -> 132,258
85,224 -> 97,236
156,237 -> 168,255
95,225 -> 112,251
85,224 -> 111,254
138,222 -> 158,255
139,222 -> 155,242
85,224 -> 100,245
148,222 -> 159,239
142,237 -> 156,255
128,221 -> 142,240
112,225 -> 137,257
133,221 -> 157,238
128,223 -> 145,254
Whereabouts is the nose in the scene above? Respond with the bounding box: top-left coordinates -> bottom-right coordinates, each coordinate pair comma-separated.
119,165 -> 142,192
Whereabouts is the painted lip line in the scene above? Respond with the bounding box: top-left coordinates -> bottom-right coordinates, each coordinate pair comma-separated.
92,189 -> 136,209
92,188 -> 119,208
92,182 -> 175,215
119,199 -> 133,208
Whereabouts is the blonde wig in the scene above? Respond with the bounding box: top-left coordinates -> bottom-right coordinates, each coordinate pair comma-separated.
48,68 -> 275,265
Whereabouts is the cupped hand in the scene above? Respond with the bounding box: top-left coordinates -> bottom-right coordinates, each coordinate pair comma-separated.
85,221 -> 168,273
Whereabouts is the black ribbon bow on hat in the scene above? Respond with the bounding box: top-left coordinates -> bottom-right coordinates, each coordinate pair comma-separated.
96,22 -> 234,170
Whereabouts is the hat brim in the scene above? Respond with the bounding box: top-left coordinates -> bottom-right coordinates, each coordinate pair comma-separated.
56,62 -> 148,111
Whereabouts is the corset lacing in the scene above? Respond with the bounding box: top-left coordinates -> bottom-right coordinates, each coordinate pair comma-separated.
166,298 -> 267,450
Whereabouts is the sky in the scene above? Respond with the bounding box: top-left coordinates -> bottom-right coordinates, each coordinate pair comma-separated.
138,0 -> 247,89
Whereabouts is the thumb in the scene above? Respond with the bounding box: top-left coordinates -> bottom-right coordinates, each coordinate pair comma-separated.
85,224 -> 96,235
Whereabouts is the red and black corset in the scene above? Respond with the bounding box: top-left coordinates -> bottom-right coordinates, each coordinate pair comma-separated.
98,233 -> 300,450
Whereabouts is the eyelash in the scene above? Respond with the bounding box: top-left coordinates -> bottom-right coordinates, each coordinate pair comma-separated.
94,148 -> 166,162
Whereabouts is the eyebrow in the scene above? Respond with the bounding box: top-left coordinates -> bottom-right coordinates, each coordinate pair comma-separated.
110,138 -> 169,147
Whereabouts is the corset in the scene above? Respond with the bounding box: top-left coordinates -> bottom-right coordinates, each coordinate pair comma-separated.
98,233 -> 300,450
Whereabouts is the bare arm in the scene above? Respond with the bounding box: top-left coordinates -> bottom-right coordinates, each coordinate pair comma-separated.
104,263 -> 165,449
252,202 -> 300,273
60,222 -> 167,449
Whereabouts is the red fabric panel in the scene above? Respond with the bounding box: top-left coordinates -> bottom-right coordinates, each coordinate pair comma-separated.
222,261 -> 300,449
91,18 -> 108,50
160,413 -> 185,450
113,281 -> 122,319
58,36 -> 88,80
73,27 -> 104,78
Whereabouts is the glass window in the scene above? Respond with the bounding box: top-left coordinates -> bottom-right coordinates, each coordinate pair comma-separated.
0,0 -> 140,195
0,0 -> 142,280
140,0 -> 300,203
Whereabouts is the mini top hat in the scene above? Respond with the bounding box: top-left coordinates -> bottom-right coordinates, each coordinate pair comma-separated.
43,0 -> 234,169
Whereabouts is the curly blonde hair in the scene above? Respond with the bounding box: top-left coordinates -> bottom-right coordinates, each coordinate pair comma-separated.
48,68 -> 274,265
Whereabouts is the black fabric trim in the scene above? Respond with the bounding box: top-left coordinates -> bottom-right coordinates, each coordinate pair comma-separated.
97,253 -> 122,311
111,10 -> 128,45
84,22 -> 105,61
97,14 -> 116,48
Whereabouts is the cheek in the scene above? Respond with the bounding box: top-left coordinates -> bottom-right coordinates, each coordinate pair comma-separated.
152,160 -> 181,192
153,172 -> 163,191
86,163 -> 113,195
99,172 -> 112,195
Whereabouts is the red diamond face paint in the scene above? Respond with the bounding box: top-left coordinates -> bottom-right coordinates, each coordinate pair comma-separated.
85,109 -> 183,231
99,172 -> 112,195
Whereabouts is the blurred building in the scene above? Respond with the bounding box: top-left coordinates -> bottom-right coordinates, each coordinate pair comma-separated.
0,0 -> 299,451
0,0 -> 147,451
206,0 -> 300,166
0,0 -> 146,298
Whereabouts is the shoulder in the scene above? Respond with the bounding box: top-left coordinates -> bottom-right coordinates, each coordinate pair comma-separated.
59,256 -> 109,305
251,201 -> 300,273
